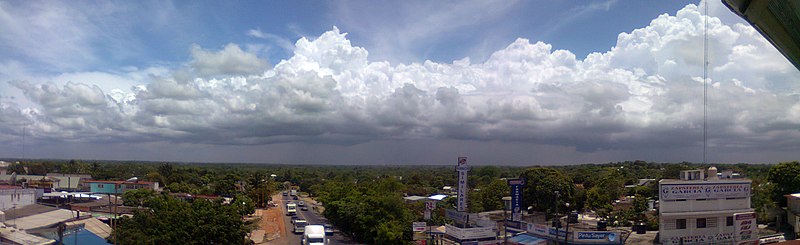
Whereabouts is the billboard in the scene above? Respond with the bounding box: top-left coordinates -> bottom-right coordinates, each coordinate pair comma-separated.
576,231 -> 620,243
659,182 -> 750,200
445,224 -> 495,240
413,222 -> 427,232
508,178 -> 525,221
734,212 -> 757,243
526,223 -> 548,237
457,157 -> 469,212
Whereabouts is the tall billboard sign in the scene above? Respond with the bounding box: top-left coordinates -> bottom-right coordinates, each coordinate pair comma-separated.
734,212 -> 757,243
456,157 -> 469,212
508,178 -> 525,221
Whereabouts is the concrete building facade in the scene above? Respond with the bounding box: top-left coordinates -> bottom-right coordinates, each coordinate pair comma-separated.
786,193 -> 800,239
0,185 -> 36,211
85,180 -> 159,194
658,168 -> 755,245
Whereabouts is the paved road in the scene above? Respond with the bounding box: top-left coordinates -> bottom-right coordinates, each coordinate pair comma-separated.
279,194 -> 357,245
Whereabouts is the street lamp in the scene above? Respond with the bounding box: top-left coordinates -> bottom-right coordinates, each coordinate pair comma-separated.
564,202 -> 570,245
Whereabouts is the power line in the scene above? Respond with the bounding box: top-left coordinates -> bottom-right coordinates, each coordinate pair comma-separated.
703,0 -> 709,165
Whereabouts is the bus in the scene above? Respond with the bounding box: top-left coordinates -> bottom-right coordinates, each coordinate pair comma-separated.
287,203 -> 297,216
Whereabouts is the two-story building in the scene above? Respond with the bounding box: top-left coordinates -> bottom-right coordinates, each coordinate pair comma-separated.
85,180 -> 159,194
658,167 -> 756,244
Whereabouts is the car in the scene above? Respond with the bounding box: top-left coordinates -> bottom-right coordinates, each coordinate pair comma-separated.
301,206 -> 308,211
293,196 -> 298,200
324,224 -> 334,236
282,191 -> 288,196
298,201 -> 305,206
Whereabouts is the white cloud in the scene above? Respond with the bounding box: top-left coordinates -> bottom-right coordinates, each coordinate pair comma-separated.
3,3 -> 800,162
190,44 -> 271,77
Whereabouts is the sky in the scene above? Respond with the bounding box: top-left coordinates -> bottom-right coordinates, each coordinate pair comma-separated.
1,0 -> 800,165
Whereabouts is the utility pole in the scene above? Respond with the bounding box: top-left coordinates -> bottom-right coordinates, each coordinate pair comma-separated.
564,202 -> 570,245
554,191 -> 560,245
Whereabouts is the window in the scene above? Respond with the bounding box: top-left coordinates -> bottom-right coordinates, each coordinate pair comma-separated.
727,216 -> 734,226
677,219 -> 686,229
697,218 -> 707,228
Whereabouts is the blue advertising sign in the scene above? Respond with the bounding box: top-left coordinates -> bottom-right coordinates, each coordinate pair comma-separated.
508,178 -> 525,221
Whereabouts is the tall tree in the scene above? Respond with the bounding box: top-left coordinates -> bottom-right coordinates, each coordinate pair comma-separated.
767,161 -> 800,206
519,168 -> 575,214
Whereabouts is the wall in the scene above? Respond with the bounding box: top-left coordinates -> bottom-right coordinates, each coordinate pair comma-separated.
0,189 -> 36,211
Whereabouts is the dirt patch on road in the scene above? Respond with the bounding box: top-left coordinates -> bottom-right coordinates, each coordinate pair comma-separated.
255,194 -> 287,245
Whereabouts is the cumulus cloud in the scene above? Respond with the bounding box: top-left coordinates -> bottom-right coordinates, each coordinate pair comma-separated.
189,44 -> 271,77
3,3 -> 800,161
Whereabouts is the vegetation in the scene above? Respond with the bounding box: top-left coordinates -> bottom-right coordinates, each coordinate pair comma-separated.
111,192 -> 253,245
4,157 -> 798,243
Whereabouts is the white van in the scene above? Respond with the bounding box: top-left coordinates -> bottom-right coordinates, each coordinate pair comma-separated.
302,225 -> 327,245
286,203 -> 297,216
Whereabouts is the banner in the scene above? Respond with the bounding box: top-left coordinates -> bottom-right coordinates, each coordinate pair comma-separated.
659,182 -> 750,200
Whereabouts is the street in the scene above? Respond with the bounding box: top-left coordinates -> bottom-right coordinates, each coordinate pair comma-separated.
278,194 -> 358,245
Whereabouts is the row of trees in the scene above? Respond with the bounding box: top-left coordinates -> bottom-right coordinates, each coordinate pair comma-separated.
7,158 -> 800,243
312,177 -> 414,245
113,190 -> 255,244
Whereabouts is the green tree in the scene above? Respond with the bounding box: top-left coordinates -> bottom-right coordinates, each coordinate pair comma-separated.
767,161 -> 800,206
471,179 -> 508,212
112,194 -> 248,245
520,168 -> 575,214
122,188 -> 157,207
631,193 -> 648,220
586,186 -> 612,213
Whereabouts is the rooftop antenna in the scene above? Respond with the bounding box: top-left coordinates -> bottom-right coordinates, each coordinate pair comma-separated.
703,0 -> 709,165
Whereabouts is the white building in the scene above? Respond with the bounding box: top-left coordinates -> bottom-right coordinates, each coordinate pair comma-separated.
0,185 -> 36,211
786,193 -> 800,239
658,167 -> 755,245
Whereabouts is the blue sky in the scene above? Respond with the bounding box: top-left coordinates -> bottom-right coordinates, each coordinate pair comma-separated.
2,0 -> 800,165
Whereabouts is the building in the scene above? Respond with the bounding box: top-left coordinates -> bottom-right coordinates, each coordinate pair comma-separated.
0,185 -> 36,211
0,173 -> 92,191
786,193 -> 800,239
46,173 -> 93,191
85,180 -> 159,194
658,167 -> 755,244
